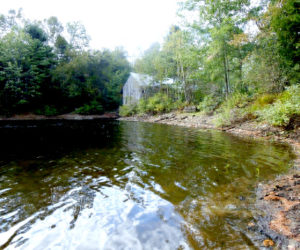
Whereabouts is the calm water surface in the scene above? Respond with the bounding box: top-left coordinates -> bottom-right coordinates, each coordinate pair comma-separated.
0,121 -> 295,249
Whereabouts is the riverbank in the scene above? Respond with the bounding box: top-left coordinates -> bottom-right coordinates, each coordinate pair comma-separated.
120,112 -> 300,144
120,112 -> 300,248
0,113 -> 119,121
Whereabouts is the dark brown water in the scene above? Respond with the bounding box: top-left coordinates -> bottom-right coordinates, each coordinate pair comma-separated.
0,121 -> 295,249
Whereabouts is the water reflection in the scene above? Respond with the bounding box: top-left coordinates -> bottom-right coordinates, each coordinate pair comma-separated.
0,121 -> 295,249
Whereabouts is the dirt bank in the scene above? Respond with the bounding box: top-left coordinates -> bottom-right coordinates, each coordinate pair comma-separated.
120,112 -> 300,248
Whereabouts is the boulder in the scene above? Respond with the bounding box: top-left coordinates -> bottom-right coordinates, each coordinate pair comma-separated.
183,106 -> 197,113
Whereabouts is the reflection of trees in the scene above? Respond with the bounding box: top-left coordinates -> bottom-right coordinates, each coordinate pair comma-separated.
119,121 -> 295,248
0,121 -> 295,248
0,123 -> 128,237
120,122 -> 294,203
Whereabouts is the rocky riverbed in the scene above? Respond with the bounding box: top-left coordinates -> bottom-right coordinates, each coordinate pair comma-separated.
120,112 -> 300,249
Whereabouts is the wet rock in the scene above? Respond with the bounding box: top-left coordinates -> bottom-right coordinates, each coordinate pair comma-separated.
248,222 -> 255,227
239,195 -> 246,201
263,239 -> 275,247
247,222 -> 256,231
225,204 -> 237,210
275,184 -> 291,190
294,180 -> 300,185
183,106 -> 197,113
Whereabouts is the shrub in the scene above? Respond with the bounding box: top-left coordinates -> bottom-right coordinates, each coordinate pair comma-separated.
137,93 -> 174,115
119,104 -> 137,117
256,93 -> 277,106
173,99 -> 186,111
44,105 -> 59,116
257,85 -> 300,126
74,100 -> 103,115
137,99 -> 148,114
197,95 -> 221,114
249,93 -> 277,113
214,108 -> 232,127
146,93 -> 173,114
35,105 -> 59,116
221,92 -> 250,109
119,93 -> 174,116
213,92 -> 250,127
18,99 -> 28,105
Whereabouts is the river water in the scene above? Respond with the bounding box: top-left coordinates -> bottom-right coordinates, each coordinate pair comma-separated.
0,121 -> 295,249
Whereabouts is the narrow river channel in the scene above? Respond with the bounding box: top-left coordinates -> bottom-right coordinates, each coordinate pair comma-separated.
0,121 -> 295,249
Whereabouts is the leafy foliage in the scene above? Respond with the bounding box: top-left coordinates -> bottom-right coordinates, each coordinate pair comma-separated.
132,0 -> 299,129
257,85 -> 300,126
0,0 -> 298,127
141,93 -> 174,114
120,93 -> 179,116
197,95 -> 221,114
0,12 -> 131,116
35,105 -> 59,116
74,100 -> 104,115
213,92 -> 250,127
119,104 -> 137,117
248,93 -> 277,113
0,28 -> 55,113
214,86 -> 300,127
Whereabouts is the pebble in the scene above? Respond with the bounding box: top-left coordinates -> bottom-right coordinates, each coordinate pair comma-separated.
263,239 -> 275,247
247,222 -> 255,230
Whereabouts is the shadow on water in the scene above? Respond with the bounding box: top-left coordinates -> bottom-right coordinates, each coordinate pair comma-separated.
0,119 -> 120,160
0,121 -> 296,249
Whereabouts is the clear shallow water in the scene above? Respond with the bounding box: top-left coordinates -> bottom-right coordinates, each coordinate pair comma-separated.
0,121 -> 295,249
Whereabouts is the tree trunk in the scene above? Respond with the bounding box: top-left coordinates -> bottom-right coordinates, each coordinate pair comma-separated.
226,52 -> 230,94
223,52 -> 229,98
181,63 -> 188,102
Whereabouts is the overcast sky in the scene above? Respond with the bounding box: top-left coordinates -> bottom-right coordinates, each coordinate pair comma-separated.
1,0 -> 182,60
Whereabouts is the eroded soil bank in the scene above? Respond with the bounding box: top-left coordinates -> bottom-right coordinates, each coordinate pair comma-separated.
120,112 -> 300,249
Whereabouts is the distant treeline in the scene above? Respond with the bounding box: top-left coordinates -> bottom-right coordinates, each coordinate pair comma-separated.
0,10 -> 131,116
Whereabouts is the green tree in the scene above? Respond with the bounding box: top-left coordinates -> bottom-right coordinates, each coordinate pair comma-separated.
163,27 -> 200,102
270,0 -> 299,65
243,0 -> 299,92
67,21 -> 90,51
134,43 -> 161,77
43,16 -> 64,45
181,0 -> 251,97
0,26 -> 55,112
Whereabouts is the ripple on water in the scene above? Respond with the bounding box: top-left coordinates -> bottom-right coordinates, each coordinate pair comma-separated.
0,121 -> 296,249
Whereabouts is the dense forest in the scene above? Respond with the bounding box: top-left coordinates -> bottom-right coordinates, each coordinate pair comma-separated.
121,0 -> 299,127
0,10 -> 131,116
